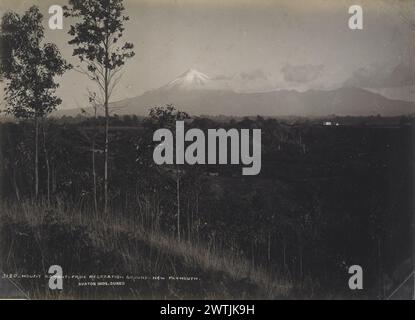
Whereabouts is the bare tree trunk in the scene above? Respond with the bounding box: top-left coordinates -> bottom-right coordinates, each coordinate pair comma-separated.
283,240 -> 287,271
92,137 -> 98,213
42,120 -> 50,204
6,131 -> 20,200
186,198 -> 190,242
176,167 -> 181,241
299,245 -> 303,280
103,55 -> 109,214
12,168 -> 20,201
34,115 -> 39,199
251,240 -> 255,268
104,111 -> 109,214
52,167 -> 56,193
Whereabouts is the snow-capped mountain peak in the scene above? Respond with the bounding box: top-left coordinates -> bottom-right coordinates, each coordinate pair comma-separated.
163,69 -> 211,90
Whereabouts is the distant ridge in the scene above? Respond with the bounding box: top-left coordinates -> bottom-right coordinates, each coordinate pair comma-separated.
53,70 -> 415,118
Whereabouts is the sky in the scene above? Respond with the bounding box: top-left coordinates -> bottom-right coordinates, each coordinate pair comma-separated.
1,0 -> 415,109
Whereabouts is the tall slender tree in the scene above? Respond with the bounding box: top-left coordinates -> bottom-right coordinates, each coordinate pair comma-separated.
148,105 -> 190,241
0,33 -> 6,81
64,0 -> 135,213
0,6 -> 69,199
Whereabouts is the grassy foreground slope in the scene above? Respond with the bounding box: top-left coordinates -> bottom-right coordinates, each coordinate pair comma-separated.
0,200 -> 295,299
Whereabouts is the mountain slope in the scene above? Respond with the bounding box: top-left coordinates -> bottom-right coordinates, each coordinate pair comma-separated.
110,86 -> 415,117
54,69 -> 415,117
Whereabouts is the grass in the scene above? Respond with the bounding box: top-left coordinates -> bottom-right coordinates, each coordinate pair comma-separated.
0,199 -> 294,299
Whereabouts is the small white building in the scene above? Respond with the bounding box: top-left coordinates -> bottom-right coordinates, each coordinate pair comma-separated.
323,121 -> 340,126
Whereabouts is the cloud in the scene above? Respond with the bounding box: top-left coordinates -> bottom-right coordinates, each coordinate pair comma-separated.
281,64 -> 324,83
344,62 -> 415,88
213,69 -> 268,81
239,69 -> 268,81
212,74 -> 233,81
211,69 -> 274,92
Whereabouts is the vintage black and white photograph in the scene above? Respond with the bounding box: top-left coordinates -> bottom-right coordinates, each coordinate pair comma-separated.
0,0 -> 414,300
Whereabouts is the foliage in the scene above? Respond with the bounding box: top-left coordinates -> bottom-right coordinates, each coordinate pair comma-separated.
63,0 -> 134,98
0,114 -> 412,298
0,6 -> 70,119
